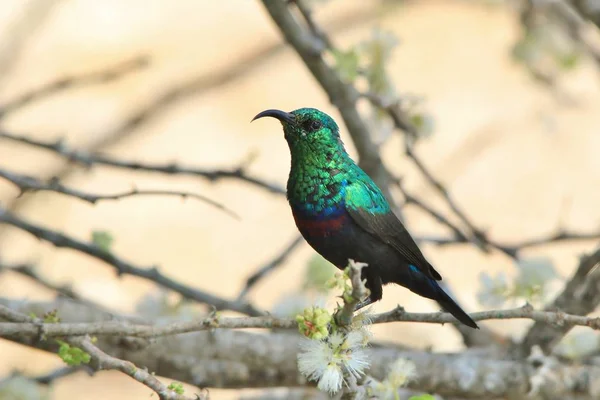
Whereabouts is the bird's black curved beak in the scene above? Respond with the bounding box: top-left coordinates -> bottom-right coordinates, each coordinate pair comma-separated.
251,109 -> 295,125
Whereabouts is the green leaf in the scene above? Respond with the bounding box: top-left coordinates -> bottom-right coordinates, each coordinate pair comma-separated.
409,395 -> 436,400
57,340 -> 91,366
91,230 -> 113,252
43,309 -> 60,323
167,382 -> 185,395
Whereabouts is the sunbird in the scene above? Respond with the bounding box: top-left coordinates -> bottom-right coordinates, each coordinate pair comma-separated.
252,107 -> 478,329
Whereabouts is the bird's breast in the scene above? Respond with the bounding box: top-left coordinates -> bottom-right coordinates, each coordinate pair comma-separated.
291,204 -> 351,238
287,166 -> 351,238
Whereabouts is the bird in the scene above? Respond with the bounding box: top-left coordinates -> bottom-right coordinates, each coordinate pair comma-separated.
252,107 -> 478,329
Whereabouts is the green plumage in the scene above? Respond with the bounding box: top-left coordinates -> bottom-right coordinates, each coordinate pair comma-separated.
252,107 -> 478,328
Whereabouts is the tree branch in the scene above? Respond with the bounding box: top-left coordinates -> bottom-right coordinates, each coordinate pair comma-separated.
236,235 -> 304,301
0,130 -> 285,195
2,301 -> 599,339
393,177 -> 472,244
403,145 -> 492,251
2,298 -> 600,398
260,0 -> 395,204
70,335 -> 203,400
0,207 -> 263,317
0,261 -> 118,314
519,244 -> 600,355
0,3 -> 384,225
87,4 -> 383,152
23,366 -> 86,385
0,305 -> 202,400
548,0 -> 600,66
0,56 -> 149,118
0,167 -> 239,219
366,93 -> 522,259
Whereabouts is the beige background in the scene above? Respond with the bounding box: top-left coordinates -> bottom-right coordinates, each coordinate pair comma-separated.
0,1 -> 599,399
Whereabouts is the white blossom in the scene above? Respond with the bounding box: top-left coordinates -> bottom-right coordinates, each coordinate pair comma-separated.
297,328 -> 371,395
0,376 -> 47,400
328,331 -> 345,349
317,364 -> 344,395
345,328 -> 370,349
298,339 -> 333,381
477,271 -> 509,307
367,357 -> 417,399
387,357 -> 417,387
343,346 -> 370,379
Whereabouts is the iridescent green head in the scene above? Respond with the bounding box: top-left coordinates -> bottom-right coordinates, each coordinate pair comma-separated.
252,107 -> 342,150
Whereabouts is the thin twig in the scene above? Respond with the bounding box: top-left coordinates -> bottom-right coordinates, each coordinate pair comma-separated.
0,56 -> 149,118
70,336 -> 203,400
0,262 -> 82,301
0,262 -> 119,315
520,244 -> 600,355
293,0 -> 334,50
0,306 -> 201,399
404,145 -> 489,244
0,306 -> 200,400
511,230 -> 600,250
361,91 -> 420,141
0,366 -> 86,388
0,130 -> 285,195
0,5 -> 384,227
335,260 -> 369,327
28,366 -> 86,385
548,0 -> 600,65
89,5 -> 381,152
0,168 -> 239,219
0,207 -> 263,317
31,366 -> 85,385
236,235 -> 304,301
364,92 -> 518,258
393,177 -> 471,244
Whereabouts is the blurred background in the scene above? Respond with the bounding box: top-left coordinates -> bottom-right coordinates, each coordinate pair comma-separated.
0,0 -> 599,398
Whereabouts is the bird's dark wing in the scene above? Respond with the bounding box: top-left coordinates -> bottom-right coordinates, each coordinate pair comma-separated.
345,179 -> 442,281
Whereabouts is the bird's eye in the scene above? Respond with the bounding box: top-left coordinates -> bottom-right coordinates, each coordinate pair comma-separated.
308,120 -> 322,131
301,119 -> 323,133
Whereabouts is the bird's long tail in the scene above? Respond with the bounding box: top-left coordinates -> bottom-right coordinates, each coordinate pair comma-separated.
403,265 -> 479,329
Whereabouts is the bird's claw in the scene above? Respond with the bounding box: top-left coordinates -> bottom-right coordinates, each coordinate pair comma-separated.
354,298 -> 374,312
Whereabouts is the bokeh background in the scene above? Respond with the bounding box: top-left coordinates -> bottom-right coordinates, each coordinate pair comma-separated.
0,0 -> 599,398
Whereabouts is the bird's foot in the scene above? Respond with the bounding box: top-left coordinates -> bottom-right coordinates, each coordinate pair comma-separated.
354,298 -> 374,312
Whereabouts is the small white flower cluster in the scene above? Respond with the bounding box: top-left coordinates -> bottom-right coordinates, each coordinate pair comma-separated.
0,376 -> 47,400
477,256 -> 559,308
297,325 -> 371,395
366,357 -> 418,399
